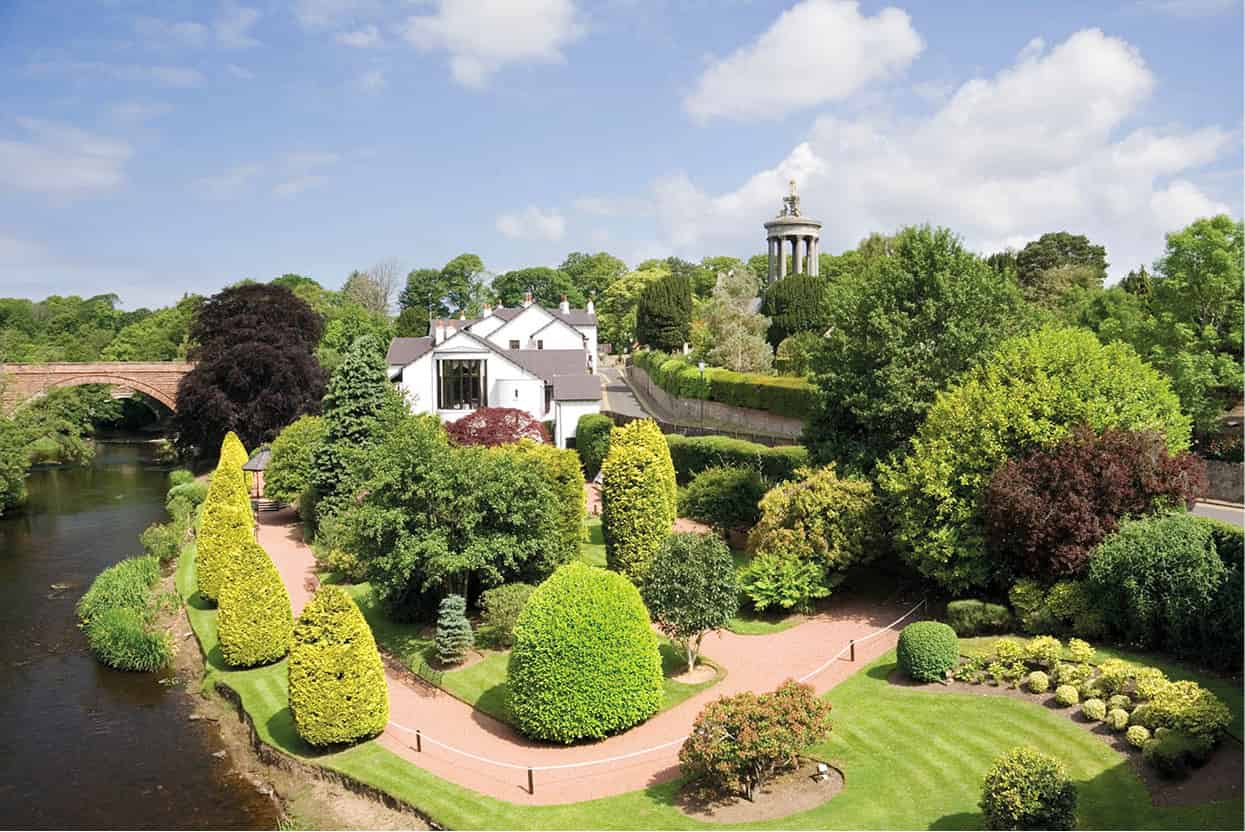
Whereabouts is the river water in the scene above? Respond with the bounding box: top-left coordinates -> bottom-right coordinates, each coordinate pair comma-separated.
0,442 -> 278,830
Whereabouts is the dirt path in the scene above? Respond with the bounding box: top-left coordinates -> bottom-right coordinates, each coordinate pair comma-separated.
258,508 -> 917,805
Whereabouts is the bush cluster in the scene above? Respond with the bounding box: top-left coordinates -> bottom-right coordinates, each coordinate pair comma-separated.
897,621 -> 959,682
1008,578 -> 1105,638
1054,685 -> 1080,707
217,540 -> 293,668
1107,708 -> 1130,731
681,466 -> 765,529
946,599 -> 1014,636
980,747 -> 1078,831
76,556 -> 172,672
574,413 -> 614,479
508,563 -> 662,743
665,434 -> 808,484
632,350 -> 817,420
479,583 -> 534,648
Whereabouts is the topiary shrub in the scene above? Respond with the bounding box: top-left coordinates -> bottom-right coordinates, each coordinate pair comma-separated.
220,430 -> 249,469
980,746 -> 1077,831
1127,725 -> 1151,748
479,583 -> 534,649
1054,661 -> 1092,687
1025,635 -> 1063,669
609,419 -> 677,519
1143,730 -> 1214,779
681,466 -> 765,529
1140,680 -> 1231,744
288,585 -> 388,747
739,550 -> 828,613
897,621 -> 959,683
575,414 -> 613,479
1108,694 -> 1133,712
664,434 -> 808,484
600,443 -> 673,581
1107,708 -> 1130,731
434,594 -> 474,666
195,501 -> 253,603
1093,659 -> 1131,695
946,599 -> 1014,636
217,541 -> 293,668
1054,685 -> 1079,707
1081,698 -> 1107,721
1026,671 -> 1050,694
508,562 -> 662,743
504,440 -> 586,563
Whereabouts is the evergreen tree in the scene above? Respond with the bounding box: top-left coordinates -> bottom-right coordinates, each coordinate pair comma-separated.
435,594 -> 474,665
635,273 -> 692,351
761,273 -> 829,347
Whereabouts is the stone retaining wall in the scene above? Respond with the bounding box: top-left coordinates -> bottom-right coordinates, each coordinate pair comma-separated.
1204,460 -> 1244,505
626,365 -> 804,441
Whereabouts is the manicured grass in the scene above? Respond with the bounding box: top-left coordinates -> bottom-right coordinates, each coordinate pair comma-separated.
580,517 -> 606,567
726,609 -> 803,635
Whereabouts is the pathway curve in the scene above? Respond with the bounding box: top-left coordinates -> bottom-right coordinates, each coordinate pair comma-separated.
257,508 -> 918,805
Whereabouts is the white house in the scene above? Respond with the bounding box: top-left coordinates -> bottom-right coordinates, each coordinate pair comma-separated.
386,294 -> 602,448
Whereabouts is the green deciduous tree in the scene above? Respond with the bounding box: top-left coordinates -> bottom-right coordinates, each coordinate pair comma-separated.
560,251 -> 629,300
598,264 -> 668,350
492,266 -> 582,308
264,415 -> 327,505
1016,231 -> 1108,305
642,533 -> 738,670
0,417 -> 28,516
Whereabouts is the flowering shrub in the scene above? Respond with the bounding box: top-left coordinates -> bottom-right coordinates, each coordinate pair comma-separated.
444,407 -> 550,446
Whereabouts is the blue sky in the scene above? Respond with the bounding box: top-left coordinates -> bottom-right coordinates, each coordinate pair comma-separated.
1,0 -> 1241,308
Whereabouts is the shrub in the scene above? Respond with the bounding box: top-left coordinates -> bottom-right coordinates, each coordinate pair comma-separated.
575,414 -> 613,479
1127,725 -> 1151,748
76,556 -> 160,625
479,583 -> 534,649
1054,685 -> 1079,707
1067,638 -> 1094,664
610,419 -> 677,518
897,622 -> 959,683
600,443 -> 673,581
168,468 -> 195,488
739,550 -> 828,613
1140,680 -> 1231,743
1082,698 -> 1107,721
642,533 -> 738,670
681,466 -> 765,529
195,501 -> 253,603
288,585 -> 388,746
264,415 -> 327,504
679,679 -> 833,801
946,600 -> 1014,636
217,541 -> 293,668
504,440 -> 586,561
140,520 -> 183,564
434,594 -> 474,666
747,466 -> 879,581
166,479 -> 208,512
445,407 -> 550,446
984,427 -> 1206,579
1143,731 -> 1214,779
1093,659 -> 1131,695
1107,708 -> 1130,731
1134,667 -> 1169,701
773,331 -> 823,376
1026,671 -> 1050,694
508,563 -> 662,743
1025,636 -> 1062,670
220,430 -> 249,469
1054,662 -> 1092,687
1108,694 -> 1133,711
632,350 -> 817,420
1009,578 -> 1103,638
664,434 -> 808,484
880,327 -> 1190,593
980,747 -> 1077,831
85,606 -> 174,673
994,638 -> 1025,664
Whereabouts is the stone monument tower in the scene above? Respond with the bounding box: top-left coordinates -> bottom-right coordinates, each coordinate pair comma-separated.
764,179 -> 822,282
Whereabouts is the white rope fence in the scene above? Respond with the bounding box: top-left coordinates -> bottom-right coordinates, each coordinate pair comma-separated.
386,596 -> 926,794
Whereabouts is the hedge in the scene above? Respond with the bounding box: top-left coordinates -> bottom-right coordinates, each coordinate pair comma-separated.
665,434 -> 808,484
217,540 -> 293,668
632,350 -> 816,420
575,413 -> 614,479
945,599 -> 1014,636
680,466 -> 765,529
896,621 -> 958,682
600,443 -> 673,581
288,585 -> 388,747
507,562 -> 662,742
609,419 -> 677,519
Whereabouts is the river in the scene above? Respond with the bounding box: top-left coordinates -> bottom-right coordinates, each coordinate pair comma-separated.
0,441 -> 279,830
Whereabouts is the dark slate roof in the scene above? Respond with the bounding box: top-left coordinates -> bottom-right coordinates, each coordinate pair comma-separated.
386,336 -> 433,366
242,448 -> 271,471
552,374 -> 602,401
491,307 -> 522,321
503,348 -> 588,381
552,308 -> 597,326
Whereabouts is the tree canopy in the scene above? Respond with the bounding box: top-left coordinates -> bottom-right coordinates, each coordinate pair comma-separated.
635,273 -> 692,351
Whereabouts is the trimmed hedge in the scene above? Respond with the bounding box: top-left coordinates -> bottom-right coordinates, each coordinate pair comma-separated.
288,585 -> 389,747
217,540 -> 293,668
575,413 -> 614,479
505,440 -> 586,562
665,434 -> 807,484
980,747 -> 1077,830
195,438 -> 255,603
601,443 -> 673,581
508,563 -> 662,743
946,599 -> 1013,636
680,466 -> 765,529
632,350 -> 816,420
610,419 -> 677,519
220,430 -> 249,469
896,621 -> 958,682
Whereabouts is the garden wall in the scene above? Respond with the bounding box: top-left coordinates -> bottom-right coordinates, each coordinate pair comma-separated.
1204,460 -> 1244,504
625,365 -> 804,441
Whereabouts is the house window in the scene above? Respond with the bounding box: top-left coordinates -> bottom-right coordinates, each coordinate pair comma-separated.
508,339 -> 520,350
437,359 -> 486,410
544,383 -> 554,415
537,340 -> 544,350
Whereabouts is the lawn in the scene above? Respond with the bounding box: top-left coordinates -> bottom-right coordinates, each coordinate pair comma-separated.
581,517 -> 606,567
179,545 -> 1242,829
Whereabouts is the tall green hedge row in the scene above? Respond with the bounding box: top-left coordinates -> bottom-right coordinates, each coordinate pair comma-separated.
665,434 -> 807,484
632,350 -> 816,420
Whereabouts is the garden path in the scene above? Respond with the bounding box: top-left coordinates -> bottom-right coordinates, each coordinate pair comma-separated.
258,508 -> 918,805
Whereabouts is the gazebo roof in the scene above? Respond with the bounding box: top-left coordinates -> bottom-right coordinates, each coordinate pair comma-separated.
242,448 -> 271,471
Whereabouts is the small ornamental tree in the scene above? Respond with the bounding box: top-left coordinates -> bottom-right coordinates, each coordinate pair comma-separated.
609,419 -> 677,519
642,533 -> 739,670
980,747 -> 1078,830
217,540 -> 293,668
444,407 -> 551,446
434,594 -> 474,666
601,444 -> 672,581
508,563 -> 662,742
264,415 -> 327,505
288,585 -> 389,747
635,272 -> 692,351
575,413 -> 613,479
679,679 -> 833,801
985,427 -> 1206,579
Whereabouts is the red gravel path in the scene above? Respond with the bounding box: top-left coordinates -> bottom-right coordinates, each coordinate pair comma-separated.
257,508 -> 916,805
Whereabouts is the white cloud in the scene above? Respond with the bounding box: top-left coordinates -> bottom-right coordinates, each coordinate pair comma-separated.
402,0 -> 584,88
134,5 -> 260,50
496,205 -> 567,241
216,5 -> 261,48
615,29 -> 1234,276
337,24 -> 382,47
684,0 -> 923,122
0,117 -> 132,196
355,69 -> 386,93
27,60 -> 205,88
193,163 -> 262,198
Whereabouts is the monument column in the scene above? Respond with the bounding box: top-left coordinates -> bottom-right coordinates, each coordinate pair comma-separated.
778,238 -> 788,279
809,237 -> 818,276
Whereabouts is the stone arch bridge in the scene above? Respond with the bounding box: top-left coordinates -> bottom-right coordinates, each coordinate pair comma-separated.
0,362 -> 194,413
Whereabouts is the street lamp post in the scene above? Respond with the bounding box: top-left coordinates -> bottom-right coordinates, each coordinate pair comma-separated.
698,360 -> 706,433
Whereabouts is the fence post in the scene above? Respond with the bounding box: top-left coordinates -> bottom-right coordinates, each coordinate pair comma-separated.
527,767 -> 535,795
850,640 -> 855,662
415,730 -> 421,752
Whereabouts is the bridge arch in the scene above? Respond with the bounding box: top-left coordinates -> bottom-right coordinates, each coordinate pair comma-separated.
42,374 -> 178,411
0,362 -> 192,414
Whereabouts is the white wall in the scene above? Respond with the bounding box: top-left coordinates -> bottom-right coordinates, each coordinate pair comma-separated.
554,399 -> 601,448
488,306 -> 554,349
396,334 -> 551,423
529,322 -> 587,351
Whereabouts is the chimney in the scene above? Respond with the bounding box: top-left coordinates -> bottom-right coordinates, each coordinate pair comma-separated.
585,293 -> 595,315
522,290 -> 533,308
559,293 -> 570,314
458,309 -> 466,321
434,319 -> 446,344
482,302 -> 493,317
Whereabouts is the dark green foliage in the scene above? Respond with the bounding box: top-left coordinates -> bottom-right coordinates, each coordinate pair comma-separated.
265,415 -> 327,505
288,585 -> 389,746
1143,731 -> 1214,779
434,594 -> 474,665
1008,578 -> 1105,639
503,440 -> 585,561
774,331 -> 823,376
897,621 -> 959,682
946,600 -> 1014,636
1016,231 -> 1107,304
217,541 -> 293,668
980,747 -> 1078,830
575,413 -> 613,479
642,533 -> 738,669
739,551 -> 828,613
508,563 -> 662,742
761,273 -> 829,347
491,266 -> 582,308
635,274 -> 692,351
0,417 -> 29,516
633,350 -> 816,419
664,434 -> 808,484
680,466 -> 765,528
479,583 -> 534,648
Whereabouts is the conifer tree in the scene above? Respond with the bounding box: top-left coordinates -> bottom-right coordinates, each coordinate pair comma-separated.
435,594 -> 474,665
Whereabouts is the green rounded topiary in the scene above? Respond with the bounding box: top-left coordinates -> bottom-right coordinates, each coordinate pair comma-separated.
1127,725 -> 1151,748
1026,671 -> 1050,694
601,443 -> 674,581
288,585 -> 388,747
508,562 -> 662,743
1107,708 -> 1130,731
897,621 -> 959,682
217,540 -> 293,668
609,419 -> 677,519
575,413 -> 614,480
1054,685 -> 1080,707
1082,698 -> 1107,721
980,746 -> 1077,830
